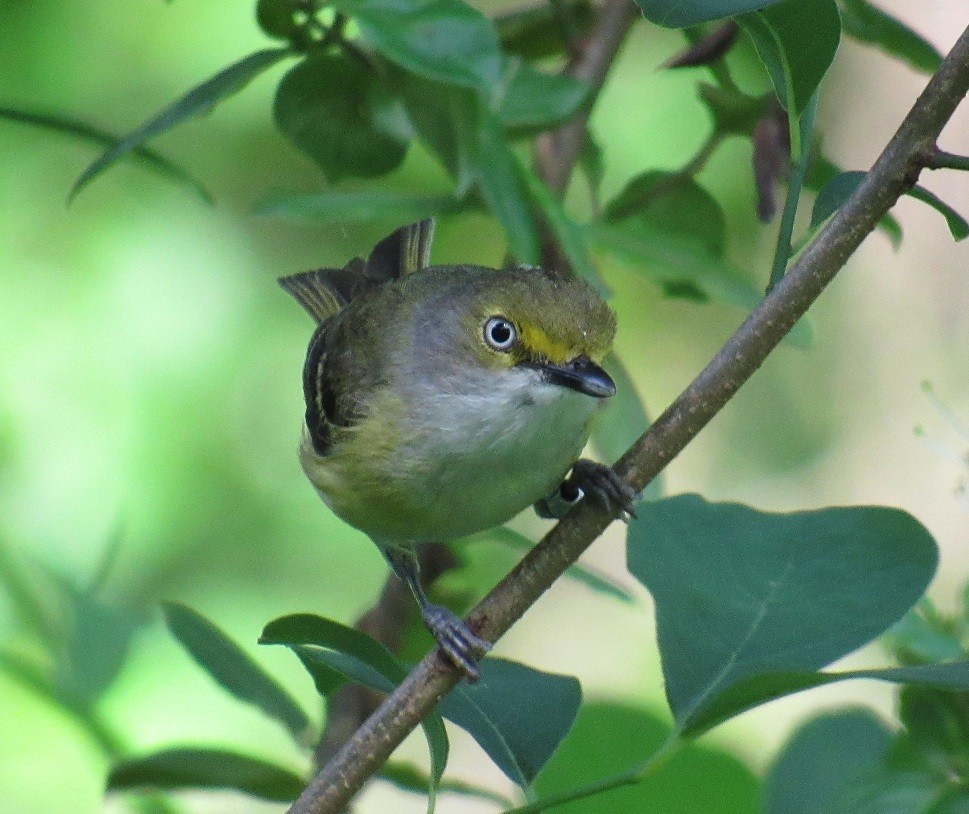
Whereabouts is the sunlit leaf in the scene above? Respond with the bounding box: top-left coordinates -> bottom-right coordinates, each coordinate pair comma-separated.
273,54 -> 408,182
108,748 -> 305,802
840,0 -> 942,74
627,494 -> 938,732
163,603 -> 312,742
0,106 -> 212,203
72,48 -> 291,199
332,0 -> 503,92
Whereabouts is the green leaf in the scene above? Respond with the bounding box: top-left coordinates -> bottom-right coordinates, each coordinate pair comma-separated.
464,102 -> 541,263
0,106 -> 212,203
480,527 -> 635,604
440,658 -> 581,786
71,48 -> 291,199
908,186 -> 969,241
813,171 -> 966,242
496,0 -> 596,60
332,0 -> 503,92
519,163 -> 604,289
496,59 -> 589,133
108,748 -> 305,802
899,684 -> 969,768
534,702 -> 759,814
273,54 -> 409,183
738,0 -> 841,120
162,603 -> 311,742
636,0 -> 781,28
0,541 -> 59,645
840,0 -> 942,74
884,604 -> 966,666
626,494 -> 938,731
764,709 -> 895,814
255,190 -> 460,220
260,614 -> 448,802
809,168 -> 902,247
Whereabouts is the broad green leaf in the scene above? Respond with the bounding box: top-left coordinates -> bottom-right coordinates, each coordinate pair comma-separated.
627,494 -> 938,730
0,106 -> 212,203
72,48 -> 291,199
108,748 -> 305,802
534,702 -> 759,814
273,54 -> 408,183
738,0 -> 841,119
485,527 -> 634,604
764,709 -> 894,814
260,614 -> 448,802
255,190 -> 459,221
678,660 -> 969,735
497,59 -> 589,133
464,103 -> 541,264
441,658 -> 581,786
808,166 -> 902,247
332,0 -> 503,92
519,163 -> 603,289
813,171 -> 966,242
636,0 -> 781,27
840,0 -> 942,74
162,603 -> 311,742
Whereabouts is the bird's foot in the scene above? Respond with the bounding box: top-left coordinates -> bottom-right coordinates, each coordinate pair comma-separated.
563,459 -> 639,520
421,603 -> 492,681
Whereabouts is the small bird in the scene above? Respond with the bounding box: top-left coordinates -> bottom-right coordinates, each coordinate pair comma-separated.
280,220 -> 635,678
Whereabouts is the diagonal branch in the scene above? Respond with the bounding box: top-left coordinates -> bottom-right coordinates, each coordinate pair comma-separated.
288,20 -> 969,814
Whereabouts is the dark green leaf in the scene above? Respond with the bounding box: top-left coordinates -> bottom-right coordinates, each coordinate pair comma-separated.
497,59 -> 589,133
72,48 -> 291,199
162,603 -> 311,742
738,0 -> 841,118
765,709 -> 894,814
908,186 -> 969,241
496,0 -> 596,60
257,0 -> 301,39
519,163 -> 603,289
108,748 -> 305,802
486,527 -> 634,604
260,614 -> 448,798
636,0 -> 780,28
273,54 -> 408,182
578,134 -> 605,205
809,167 -> 902,247
465,103 -> 541,263
441,658 -> 581,786
840,0 -> 942,74
0,106 -> 212,203
332,0 -> 503,92
534,702 -> 759,814
627,495 -> 938,730
255,190 -> 459,221
899,684 -> 969,768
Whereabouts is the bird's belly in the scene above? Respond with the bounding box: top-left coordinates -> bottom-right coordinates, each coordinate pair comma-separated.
306,385 -> 598,544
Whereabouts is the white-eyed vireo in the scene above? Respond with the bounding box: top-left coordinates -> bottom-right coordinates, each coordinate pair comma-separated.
280,220 -> 635,678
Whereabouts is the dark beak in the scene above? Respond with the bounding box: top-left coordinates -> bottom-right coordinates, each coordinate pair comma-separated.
530,356 -> 616,398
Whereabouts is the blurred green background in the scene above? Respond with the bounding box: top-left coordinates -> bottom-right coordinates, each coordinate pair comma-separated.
2,1 -> 968,812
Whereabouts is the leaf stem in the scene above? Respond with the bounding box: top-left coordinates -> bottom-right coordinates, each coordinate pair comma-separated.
924,148 -> 969,171
767,92 -> 817,291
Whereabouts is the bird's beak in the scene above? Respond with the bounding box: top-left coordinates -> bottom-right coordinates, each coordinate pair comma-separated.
529,356 -> 616,398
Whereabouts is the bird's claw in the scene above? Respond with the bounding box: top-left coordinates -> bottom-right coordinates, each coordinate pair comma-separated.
566,459 -> 639,520
421,603 -> 492,681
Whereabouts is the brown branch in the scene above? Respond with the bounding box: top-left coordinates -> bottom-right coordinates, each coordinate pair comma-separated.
288,21 -> 969,814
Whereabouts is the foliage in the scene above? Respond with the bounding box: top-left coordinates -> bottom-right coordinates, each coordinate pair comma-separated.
2,0 -> 969,812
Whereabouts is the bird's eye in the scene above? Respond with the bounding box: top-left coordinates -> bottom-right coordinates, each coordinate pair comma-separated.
483,316 -> 516,351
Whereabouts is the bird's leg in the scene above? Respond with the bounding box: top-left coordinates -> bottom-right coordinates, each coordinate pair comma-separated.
535,458 -> 639,521
384,547 -> 491,680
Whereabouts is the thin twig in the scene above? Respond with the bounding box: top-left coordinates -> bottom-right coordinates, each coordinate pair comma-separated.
286,22 -> 969,814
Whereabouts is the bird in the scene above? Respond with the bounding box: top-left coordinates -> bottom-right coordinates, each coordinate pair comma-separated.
280,219 -> 636,679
